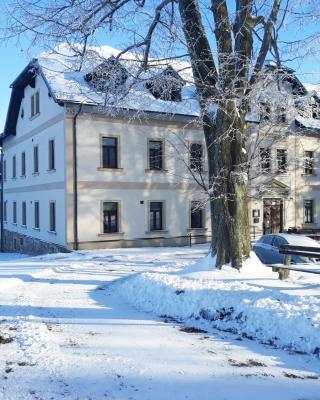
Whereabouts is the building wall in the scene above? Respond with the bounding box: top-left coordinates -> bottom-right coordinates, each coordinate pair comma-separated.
3,75 -> 67,251
248,123 -> 320,235
66,114 -> 211,248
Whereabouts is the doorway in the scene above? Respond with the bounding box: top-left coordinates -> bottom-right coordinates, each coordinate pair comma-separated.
263,198 -> 283,234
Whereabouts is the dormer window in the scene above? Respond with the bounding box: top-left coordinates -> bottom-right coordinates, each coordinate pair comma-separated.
146,66 -> 184,102
31,91 -> 40,118
84,56 -> 128,93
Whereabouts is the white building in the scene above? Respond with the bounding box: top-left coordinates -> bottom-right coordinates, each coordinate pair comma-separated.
1,47 -> 211,253
2,47 -> 320,254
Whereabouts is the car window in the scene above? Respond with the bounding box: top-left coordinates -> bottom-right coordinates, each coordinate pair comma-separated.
272,236 -> 287,249
263,235 -> 274,245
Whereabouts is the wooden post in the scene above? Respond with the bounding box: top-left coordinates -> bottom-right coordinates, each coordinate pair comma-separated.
278,255 -> 291,280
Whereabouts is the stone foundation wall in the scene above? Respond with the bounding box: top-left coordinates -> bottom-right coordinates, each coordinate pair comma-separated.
68,234 -> 210,251
3,229 -> 69,255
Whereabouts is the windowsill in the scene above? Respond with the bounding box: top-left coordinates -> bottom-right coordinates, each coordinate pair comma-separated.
145,230 -> 168,234
302,173 -> 317,177
47,169 -> 56,173
20,175 -> 26,179
302,222 -> 317,226
12,177 -> 17,180
21,225 -> 27,229
12,223 -> 17,226
145,168 -> 168,173
32,172 -> 40,176
97,167 -> 124,172
29,113 -> 40,121
33,227 -> 40,231
98,232 -> 125,237
48,230 -> 57,235
187,228 -> 207,232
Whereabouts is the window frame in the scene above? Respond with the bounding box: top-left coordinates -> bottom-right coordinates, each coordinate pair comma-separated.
189,142 -> 204,172
21,201 -> 27,227
49,201 -> 56,233
34,201 -> 40,230
12,155 -> 16,179
304,199 -> 314,224
48,139 -> 55,171
33,145 -> 39,174
276,149 -> 288,173
100,135 -> 120,170
21,151 -> 26,177
304,150 -> 314,175
148,139 -> 164,171
4,201 -> 7,223
102,201 -> 120,234
12,201 -> 17,224
30,91 -> 40,118
259,147 -> 271,173
3,159 -> 6,181
149,201 -> 165,231
190,200 -> 204,229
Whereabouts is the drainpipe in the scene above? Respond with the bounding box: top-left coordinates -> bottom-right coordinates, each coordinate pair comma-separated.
72,105 -> 82,251
0,143 -> 3,252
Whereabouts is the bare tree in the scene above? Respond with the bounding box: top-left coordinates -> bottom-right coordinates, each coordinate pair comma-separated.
4,0 -> 309,268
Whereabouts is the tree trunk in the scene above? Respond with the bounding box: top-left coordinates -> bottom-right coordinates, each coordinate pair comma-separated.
204,100 -> 251,269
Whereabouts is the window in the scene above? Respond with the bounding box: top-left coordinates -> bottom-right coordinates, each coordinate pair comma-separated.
190,143 -> 203,171
13,201 -> 17,224
3,160 -> 6,181
277,149 -> 287,173
149,140 -> 163,170
21,152 -> 26,177
48,139 -> 55,170
33,146 -> 39,174
22,201 -> 27,226
277,106 -> 286,123
259,148 -> 271,173
4,201 -> 7,223
31,91 -> 40,117
190,201 -> 204,229
149,202 -> 163,231
304,151 -> 314,175
102,137 -> 118,169
34,201 -> 40,229
12,155 -> 16,178
49,201 -> 56,232
103,202 -> 119,233
260,102 -> 271,122
304,200 -> 314,223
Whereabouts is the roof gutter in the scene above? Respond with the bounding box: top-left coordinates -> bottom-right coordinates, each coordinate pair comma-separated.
72,105 -> 83,251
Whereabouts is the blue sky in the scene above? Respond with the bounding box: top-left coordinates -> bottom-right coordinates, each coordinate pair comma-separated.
1,5 -> 319,132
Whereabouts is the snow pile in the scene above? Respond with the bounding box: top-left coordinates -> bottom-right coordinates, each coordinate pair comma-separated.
117,252 -> 320,355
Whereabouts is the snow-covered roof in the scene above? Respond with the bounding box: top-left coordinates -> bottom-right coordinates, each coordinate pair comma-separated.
295,115 -> 320,130
37,44 -> 200,117
304,83 -> 320,98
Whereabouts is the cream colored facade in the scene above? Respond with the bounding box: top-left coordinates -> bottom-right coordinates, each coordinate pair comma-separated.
64,110 -> 211,250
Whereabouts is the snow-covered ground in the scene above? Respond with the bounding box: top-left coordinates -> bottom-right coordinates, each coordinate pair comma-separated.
0,245 -> 319,399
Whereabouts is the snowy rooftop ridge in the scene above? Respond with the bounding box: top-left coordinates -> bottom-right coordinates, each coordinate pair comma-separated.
37,43 -> 200,117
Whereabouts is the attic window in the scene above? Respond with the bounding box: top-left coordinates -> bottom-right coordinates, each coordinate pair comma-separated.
84,56 -> 128,93
146,66 -> 184,102
21,108 -> 24,119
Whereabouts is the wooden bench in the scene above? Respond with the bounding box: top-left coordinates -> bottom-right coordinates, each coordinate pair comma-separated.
268,245 -> 320,280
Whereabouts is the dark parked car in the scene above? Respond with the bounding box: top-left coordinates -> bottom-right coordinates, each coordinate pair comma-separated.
253,233 -> 320,265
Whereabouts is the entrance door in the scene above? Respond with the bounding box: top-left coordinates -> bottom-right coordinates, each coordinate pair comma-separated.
263,199 -> 283,234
